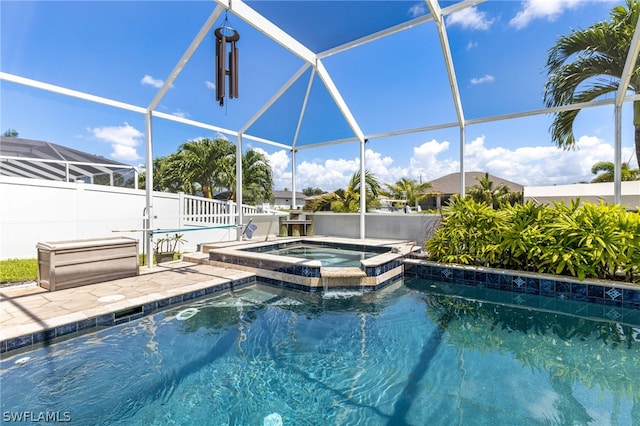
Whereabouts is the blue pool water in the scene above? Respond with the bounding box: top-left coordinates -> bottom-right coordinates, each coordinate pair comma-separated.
2,278 -> 640,425
262,244 -> 380,267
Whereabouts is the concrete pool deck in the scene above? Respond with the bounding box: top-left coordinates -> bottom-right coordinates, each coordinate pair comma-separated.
0,261 -> 255,354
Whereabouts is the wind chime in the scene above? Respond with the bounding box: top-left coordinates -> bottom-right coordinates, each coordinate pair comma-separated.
215,11 -> 239,106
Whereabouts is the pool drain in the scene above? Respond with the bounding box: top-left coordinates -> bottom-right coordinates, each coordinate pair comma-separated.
14,356 -> 31,365
263,413 -> 282,426
176,308 -> 199,321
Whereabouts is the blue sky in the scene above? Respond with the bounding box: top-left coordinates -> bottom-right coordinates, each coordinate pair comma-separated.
1,0 -> 637,191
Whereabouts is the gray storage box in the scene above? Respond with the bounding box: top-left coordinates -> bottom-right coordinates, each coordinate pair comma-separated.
37,237 -> 139,291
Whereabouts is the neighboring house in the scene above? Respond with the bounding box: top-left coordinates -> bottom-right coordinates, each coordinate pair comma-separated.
525,181 -> 639,211
272,190 -> 307,210
0,136 -> 137,187
423,171 -> 524,210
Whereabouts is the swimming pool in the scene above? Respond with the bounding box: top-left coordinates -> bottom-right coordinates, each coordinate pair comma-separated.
2,278 -> 639,425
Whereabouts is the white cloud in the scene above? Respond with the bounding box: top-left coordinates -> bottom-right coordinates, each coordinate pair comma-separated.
467,41 -> 478,50
408,139 -> 460,182
509,0 -> 581,29
408,3 -> 427,18
141,74 -> 165,88
90,122 -> 142,161
172,109 -> 190,119
446,7 -> 494,30
470,74 -> 495,85
363,149 -> 403,184
111,145 -> 140,162
255,148 -> 290,189
267,134 -> 633,192
460,134 -> 632,186
297,159 -> 358,191
205,81 -> 216,90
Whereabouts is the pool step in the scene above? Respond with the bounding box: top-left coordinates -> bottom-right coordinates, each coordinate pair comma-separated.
182,252 -> 209,263
321,267 -> 366,288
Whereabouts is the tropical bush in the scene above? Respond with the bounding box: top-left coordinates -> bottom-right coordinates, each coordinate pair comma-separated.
426,197 -> 640,283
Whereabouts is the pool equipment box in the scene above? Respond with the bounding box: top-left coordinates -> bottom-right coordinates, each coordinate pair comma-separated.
37,237 -> 139,291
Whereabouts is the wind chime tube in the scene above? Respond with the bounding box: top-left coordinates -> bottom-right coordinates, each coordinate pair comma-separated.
229,40 -> 239,99
216,34 -> 226,106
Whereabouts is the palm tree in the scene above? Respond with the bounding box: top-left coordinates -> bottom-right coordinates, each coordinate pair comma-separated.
171,137 -> 235,198
150,138 -> 274,204
383,177 -> 433,208
544,0 -> 640,167
466,172 -> 521,208
591,161 -> 640,182
153,154 -> 196,193
305,170 -> 381,212
235,148 -> 274,204
302,187 -> 326,196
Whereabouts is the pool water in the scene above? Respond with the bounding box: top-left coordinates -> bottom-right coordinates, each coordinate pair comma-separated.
2,278 -> 640,425
262,244 -> 380,267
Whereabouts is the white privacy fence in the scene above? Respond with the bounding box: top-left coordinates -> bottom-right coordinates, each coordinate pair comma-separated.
0,177 -> 274,260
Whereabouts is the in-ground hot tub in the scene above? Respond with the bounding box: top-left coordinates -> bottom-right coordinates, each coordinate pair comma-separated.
205,238 -> 418,292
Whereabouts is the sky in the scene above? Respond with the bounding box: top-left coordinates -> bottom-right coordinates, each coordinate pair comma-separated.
1,0 -> 637,192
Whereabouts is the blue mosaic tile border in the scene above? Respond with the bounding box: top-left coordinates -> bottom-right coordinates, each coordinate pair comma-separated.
404,261 -> 640,310
405,277 -> 640,326
364,259 -> 403,277
0,276 -> 256,356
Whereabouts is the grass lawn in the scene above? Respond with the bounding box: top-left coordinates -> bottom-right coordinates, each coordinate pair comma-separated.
0,258 -> 38,283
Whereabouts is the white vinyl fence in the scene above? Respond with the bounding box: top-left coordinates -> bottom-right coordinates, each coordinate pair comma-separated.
0,176 -> 278,260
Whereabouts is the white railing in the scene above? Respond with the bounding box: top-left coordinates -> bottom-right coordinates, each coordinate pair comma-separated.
242,204 -> 261,215
180,193 -> 263,227
180,193 -> 234,226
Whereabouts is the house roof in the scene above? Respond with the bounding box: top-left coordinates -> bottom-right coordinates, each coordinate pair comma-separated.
0,137 -> 136,185
428,172 -> 524,195
273,190 -> 307,200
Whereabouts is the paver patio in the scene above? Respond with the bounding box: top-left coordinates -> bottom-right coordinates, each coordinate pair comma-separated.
0,261 -> 254,347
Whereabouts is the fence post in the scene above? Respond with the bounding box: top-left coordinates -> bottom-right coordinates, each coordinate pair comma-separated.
178,192 -> 184,229
227,200 -> 235,225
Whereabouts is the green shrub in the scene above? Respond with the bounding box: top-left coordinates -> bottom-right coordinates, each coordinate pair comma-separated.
537,202 -> 638,281
426,199 -> 640,283
496,201 -> 557,272
425,197 -> 503,266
